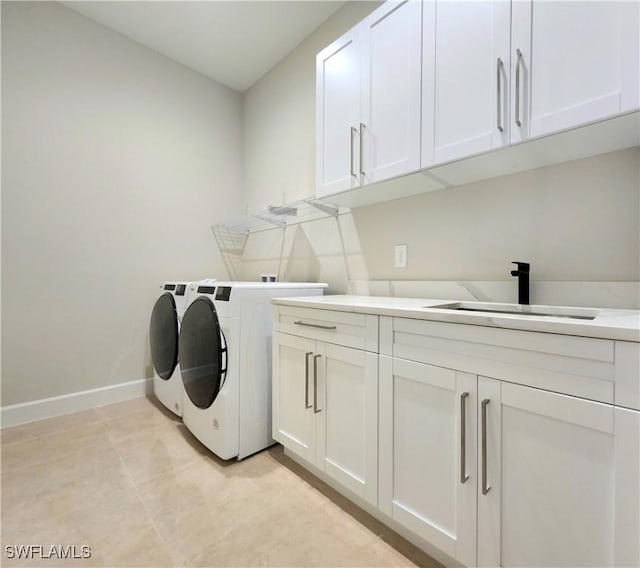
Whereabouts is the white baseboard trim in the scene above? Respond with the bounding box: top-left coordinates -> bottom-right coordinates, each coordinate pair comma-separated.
1,378 -> 153,428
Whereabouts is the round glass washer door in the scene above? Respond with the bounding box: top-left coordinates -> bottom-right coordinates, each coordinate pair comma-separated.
179,297 -> 227,409
150,292 -> 179,380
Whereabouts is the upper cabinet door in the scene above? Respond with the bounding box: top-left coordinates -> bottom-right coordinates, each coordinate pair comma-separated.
511,0 -> 640,143
361,0 -> 422,184
431,0 -> 511,165
316,29 -> 362,197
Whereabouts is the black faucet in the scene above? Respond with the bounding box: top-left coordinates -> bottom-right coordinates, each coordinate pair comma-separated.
510,261 -> 530,305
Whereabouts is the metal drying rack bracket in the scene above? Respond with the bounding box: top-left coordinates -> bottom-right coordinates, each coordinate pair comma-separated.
211,196 -> 349,282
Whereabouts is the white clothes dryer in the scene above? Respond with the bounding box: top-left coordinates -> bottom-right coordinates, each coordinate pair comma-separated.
179,281 -> 326,460
150,280 -> 214,417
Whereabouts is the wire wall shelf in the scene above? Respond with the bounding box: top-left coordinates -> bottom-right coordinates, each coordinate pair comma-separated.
211,197 -> 350,254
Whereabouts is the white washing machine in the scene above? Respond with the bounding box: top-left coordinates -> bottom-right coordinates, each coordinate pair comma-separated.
150,280 -> 214,416
179,281 -> 327,460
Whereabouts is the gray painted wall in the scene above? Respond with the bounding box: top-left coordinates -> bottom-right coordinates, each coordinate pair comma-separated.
1,2 -> 243,406
354,148 -> 640,282
243,1 -> 382,213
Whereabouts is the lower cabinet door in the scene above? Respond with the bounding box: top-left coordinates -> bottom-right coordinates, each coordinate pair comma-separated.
272,332 -> 317,463
316,342 -> 379,506
379,356 -> 477,566
478,378 -> 640,567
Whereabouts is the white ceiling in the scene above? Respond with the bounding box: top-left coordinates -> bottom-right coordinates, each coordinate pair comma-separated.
62,1 -> 345,92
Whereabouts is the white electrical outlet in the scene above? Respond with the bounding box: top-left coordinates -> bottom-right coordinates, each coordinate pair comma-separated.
394,244 -> 408,268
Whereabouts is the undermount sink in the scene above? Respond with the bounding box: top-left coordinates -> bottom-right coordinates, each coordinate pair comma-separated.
428,302 -> 599,321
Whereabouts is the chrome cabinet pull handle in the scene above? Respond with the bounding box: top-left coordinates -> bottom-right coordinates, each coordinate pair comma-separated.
496,58 -> 504,132
304,352 -> 313,409
515,49 -> 523,127
481,398 -> 491,495
313,354 -> 322,413
460,392 -> 470,484
359,123 -> 365,176
294,321 -> 337,330
350,127 -> 357,177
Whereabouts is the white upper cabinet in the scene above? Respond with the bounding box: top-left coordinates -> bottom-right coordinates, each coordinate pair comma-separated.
427,0 -> 511,166
316,0 -> 639,202
511,0 -> 640,143
316,0 -> 422,197
361,0 -> 422,184
316,29 -> 361,196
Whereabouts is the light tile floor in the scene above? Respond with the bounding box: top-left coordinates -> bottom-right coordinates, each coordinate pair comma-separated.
1,396 -> 442,567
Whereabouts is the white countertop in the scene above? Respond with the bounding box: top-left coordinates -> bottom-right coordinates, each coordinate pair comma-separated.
272,295 -> 640,342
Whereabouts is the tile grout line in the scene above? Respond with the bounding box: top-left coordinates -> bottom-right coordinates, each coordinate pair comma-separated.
105,421 -> 173,562
0,408 -> 105,448
1,423 -> 115,478
102,412 -> 205,486
3,402 -> 426,567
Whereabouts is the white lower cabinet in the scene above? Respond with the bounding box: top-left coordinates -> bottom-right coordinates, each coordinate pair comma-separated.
272,331 -> 378,506
478,378 -> 640,568
379,356 -> 477,566
273,307 -> 639,567
272,332 -> 317,462
379,355 -> 640,567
